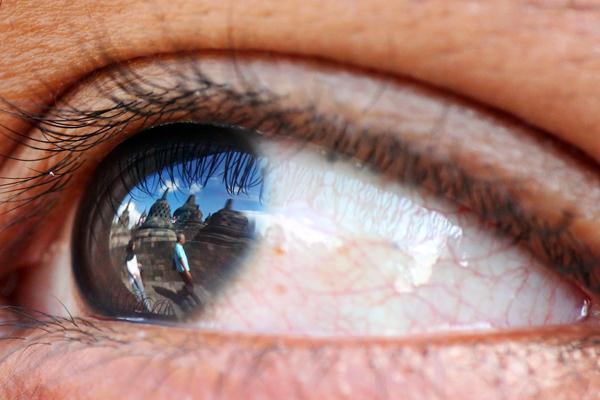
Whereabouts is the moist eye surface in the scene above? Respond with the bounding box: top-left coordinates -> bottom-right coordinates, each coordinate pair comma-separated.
73,122 -> 588,334
74,123 -> 265,321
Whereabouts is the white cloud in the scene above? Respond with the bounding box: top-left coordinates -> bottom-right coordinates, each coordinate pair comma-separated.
159,179 -> 203,196
189,182 -> 203,194
160,178 -> 182,193
240,210 -> 341,247
117,200 -> 142,228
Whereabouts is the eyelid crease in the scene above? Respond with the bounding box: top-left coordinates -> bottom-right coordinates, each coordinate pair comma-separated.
0,52 -> 599,299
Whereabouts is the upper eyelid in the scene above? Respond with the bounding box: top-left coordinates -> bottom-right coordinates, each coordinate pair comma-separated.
1,53 -> 600,298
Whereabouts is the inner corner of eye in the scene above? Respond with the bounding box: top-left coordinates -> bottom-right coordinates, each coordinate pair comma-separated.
70,122 -> 589,337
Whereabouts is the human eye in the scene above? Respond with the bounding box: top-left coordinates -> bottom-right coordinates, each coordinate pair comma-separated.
0,54 -> 594,334
1,50 -> 600,375
1,2 -> 600,398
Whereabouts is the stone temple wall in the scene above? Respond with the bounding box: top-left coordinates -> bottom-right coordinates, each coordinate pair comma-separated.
135,239 -> 180,283
110,196 -> 254,308
112,234 -> 250,297
184,238 -> 250,289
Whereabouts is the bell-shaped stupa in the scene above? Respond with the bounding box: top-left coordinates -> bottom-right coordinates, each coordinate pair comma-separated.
193,199 -> 252,245
173,194 -> 204,239
131,189 -> 177,283
134,189 -> 177,243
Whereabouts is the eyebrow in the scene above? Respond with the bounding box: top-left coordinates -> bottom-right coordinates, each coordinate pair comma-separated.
0,55 -> 599,297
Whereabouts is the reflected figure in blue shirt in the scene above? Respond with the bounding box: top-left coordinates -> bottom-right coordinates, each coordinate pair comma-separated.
173,233 -> 195,295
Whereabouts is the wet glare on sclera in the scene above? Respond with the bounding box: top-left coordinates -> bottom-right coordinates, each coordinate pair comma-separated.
190,142 -> 589,336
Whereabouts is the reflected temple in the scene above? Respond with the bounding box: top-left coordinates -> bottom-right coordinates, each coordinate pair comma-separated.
73,126 -> 267,322
109,189 -> 257,319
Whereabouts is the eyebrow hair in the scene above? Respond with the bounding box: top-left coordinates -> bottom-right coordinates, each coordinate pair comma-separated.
0,56 -> 598,297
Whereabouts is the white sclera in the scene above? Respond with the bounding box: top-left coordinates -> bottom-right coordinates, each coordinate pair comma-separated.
198,141 -> 587,337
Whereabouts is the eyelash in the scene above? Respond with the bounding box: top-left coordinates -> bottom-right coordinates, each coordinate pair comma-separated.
101,126 -> 265,207
0,56 -> 596,296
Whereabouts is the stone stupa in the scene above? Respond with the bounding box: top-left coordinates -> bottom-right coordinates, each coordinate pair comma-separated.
173,194 -> 204,239
193,199 -> 253,245
134,189 -> 177,244
131,189 -> 177,283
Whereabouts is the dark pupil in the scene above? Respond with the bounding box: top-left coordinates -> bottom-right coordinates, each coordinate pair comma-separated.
74,125 -> 264,321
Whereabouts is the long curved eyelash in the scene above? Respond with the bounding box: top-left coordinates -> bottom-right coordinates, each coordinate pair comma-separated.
103,290 -> 177,319
133,149 -> 263,198
0,305 -> 108,347
0,60 -> 287,230
0,60 -> 283,155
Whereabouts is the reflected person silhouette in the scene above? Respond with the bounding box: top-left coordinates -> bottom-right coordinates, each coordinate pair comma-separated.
125,240 -> 150,310
173,233 -> 200,305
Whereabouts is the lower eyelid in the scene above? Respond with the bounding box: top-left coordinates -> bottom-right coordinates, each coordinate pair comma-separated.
0,317 -> 598,399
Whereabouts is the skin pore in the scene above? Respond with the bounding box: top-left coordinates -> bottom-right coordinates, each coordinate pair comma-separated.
0,0 -> 599,398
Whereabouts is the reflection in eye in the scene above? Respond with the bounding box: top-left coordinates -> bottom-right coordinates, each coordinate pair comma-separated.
74,122 -> 589,335
76,124 -> 265,320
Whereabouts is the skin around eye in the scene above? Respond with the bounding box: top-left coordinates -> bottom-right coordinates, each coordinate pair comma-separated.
1,1 -> 600,396
1,53 -> 600,398
1,1 -> 599,163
